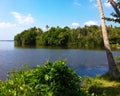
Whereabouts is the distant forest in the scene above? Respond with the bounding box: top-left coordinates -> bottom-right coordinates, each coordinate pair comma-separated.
14,25 -> 120,49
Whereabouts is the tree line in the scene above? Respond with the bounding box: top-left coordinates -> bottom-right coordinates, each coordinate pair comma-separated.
14,25 -> 120,49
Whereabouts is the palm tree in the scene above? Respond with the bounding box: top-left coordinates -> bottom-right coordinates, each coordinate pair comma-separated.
46,25 -> 49,31
96,0 -> 120,79
105,0 -> 120,23
108,0 -> 120,17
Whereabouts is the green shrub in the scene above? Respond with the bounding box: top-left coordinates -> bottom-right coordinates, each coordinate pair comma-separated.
0,60 -> 88,96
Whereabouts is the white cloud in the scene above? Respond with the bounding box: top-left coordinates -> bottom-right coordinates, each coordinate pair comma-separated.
104,2 -> 111,8
11,12 -> 34,24
72,22 -> 80,27
84,20 -> 98,26
89,0 -> 97,8
104,0 -> 118,8
90,0 -> 111,8
74,0 -> 81,7
0,22 -> 16,28
89,0 -> 94,2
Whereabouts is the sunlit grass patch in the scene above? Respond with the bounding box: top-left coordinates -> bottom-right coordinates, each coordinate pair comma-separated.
82,75 -> 120,96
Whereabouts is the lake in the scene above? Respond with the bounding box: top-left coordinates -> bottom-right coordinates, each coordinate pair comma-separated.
0,40 -> 120,81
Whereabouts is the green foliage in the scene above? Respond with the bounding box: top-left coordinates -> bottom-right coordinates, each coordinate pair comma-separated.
107,26 -> 120,49
82,76 -> 120,96
0,61 -> 88,96
116,56 -> 120,71
116,56 -> 120,62
14,25 -> 120,49
36,27 -> 69,46
14,27 -> 43,47
105,0 -> 120,23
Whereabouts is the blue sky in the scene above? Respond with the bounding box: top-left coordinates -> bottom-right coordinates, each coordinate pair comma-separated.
0,0 -> 119,40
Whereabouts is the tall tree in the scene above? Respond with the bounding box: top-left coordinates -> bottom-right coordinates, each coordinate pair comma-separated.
96,0 -> 120,79
46,25 -> 49,31
108,0 -> 120,17
106,0 -> 120,23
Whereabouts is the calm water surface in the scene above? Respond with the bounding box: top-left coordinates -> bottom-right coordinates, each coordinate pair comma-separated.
0,41 -> 120,81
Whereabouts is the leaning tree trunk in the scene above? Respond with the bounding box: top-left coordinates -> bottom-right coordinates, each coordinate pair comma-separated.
108,0 -> 120,17
96,0 -> 120,79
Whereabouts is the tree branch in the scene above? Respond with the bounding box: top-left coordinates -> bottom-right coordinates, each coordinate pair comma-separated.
108,0 -> 120,17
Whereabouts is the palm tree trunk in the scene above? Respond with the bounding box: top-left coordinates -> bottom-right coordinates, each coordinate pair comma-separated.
96,0 -> 120,79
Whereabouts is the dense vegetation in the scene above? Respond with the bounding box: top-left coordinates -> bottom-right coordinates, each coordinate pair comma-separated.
82,74 -> 120,96
0,61 -> 88,96
14,25 -> 120,49
1,60 -> 120,96
82,57 -> 120,96
14,27 -> 43,47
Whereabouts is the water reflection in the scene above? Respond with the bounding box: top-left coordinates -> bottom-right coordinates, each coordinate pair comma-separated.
0,41 -> 120,81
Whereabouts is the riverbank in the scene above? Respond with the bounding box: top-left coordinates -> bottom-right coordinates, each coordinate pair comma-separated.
0,61 -> 88,96
0,60 -> 120,96
14,26 -> 120,51
82,63 -> 120,96
111,44 -> 120,50
82,73 -> 120,96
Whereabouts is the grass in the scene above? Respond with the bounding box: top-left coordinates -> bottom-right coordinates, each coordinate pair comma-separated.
82,74 -> 120,96
82,58 -> 120,96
